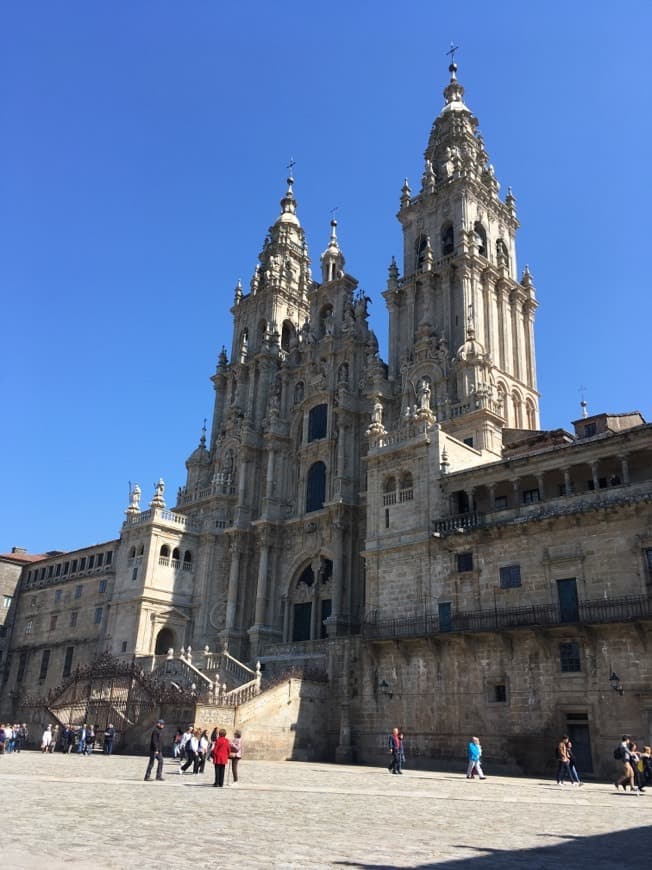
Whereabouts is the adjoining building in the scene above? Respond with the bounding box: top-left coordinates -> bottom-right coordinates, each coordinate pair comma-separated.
2,63 -> 651,776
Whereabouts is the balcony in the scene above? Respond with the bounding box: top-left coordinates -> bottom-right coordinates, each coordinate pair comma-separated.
362,593 -> 652,641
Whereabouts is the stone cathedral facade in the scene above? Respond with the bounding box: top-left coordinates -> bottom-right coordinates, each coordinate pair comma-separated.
3,64 -> 651,775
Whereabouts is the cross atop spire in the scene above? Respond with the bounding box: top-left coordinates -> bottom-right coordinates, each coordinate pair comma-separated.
446,43 -> 459,64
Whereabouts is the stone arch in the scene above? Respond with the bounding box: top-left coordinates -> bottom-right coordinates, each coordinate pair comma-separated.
155,627 -> 175,655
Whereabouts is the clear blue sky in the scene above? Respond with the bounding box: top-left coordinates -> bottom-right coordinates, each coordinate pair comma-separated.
2,1 -> 651,554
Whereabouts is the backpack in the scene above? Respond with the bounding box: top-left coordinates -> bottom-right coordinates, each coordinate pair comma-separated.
613,746 -> 623,760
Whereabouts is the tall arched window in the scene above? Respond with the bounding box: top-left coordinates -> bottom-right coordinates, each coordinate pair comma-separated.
239,329 -> 249,363
415,233 -> 428,270
306,462 -> 326,513
383,476 -> 397,506
281,320 -> 295,352
160,545 -> 170,558
399,471 -> 414,502
441,223 -> 454,256
172,548 -> 180,561
526,399 -> 536,429
512,391 -> 523,428
474,222 -> 487,257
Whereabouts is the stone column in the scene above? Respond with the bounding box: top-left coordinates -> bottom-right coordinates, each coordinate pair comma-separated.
512,478 -> 521,508
327,518 -> 345,637
563,467 -> 572,496
225,537 -> 243,632
282,596 -> 289,643
536,474 -> 545,501
591,461 -> 600,491
488,483 -> 496,510
254,532 -> 271,626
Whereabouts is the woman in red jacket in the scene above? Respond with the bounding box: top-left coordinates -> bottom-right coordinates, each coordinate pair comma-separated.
211,728 -> 230,787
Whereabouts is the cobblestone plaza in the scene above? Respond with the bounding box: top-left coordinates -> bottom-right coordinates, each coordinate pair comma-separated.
1,752 -> 650,869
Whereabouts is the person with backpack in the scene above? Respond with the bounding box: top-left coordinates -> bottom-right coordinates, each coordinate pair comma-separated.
614,735 -> 639,794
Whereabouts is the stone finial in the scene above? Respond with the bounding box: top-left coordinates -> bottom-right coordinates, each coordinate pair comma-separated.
400,178 -> 412,209
387,256 -> 399,291
217,346 -> 228,370
149,478 -> 166,510
234,279 -> 243,304
441,447 -> 450,474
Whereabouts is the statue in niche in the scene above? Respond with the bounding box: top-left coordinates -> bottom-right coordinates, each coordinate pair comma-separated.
337,362 -> 349,385
372,395 -> 384,425
418,378 -> 432,411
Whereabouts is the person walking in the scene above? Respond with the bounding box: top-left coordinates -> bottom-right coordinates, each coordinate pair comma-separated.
211,728 -> 230,787
565,738 -> 583,786
466,736 -> 486,779
195,730 -> 209,774
229,730 -> 243,785
144,719 -> 165,781
179,728 -> 199,775
614,735 -> 638,793
556,735 -> 572,785
388,727 -> 402,774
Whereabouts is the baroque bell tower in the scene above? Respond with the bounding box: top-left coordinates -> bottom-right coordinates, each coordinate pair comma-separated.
384,61 -> 540,453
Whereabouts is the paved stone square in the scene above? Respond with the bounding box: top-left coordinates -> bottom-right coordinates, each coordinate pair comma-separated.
0,750 -> 650,869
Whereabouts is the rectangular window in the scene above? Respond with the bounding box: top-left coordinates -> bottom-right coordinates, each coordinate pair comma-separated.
48,565 -> 54,578
96,552 -> 104,567
584,422 -> 596,437
71,559 -> 78,573
54,589 -> 62,604
106,551 -> 113,565
523,489 -> 539,504
2,595 -> 12,609
39,649 -> 50,680
308,403 -> 328,441
646,549 -> 652,579
55,563 -> 61,576
17,651 -> 28,682
49,614 -> 58,631
24,620 -> 32,635
70,610 -> 78,628
63,561 -> 70,575
494,495 -> 508,510
493,684 -> 507,703
385,508 -> 390,529
98,579 -> 107,593
456,552 -> 473,572
63,646 -> 74,678
88,555 -> 95,569
560,641 -> 581,673
74,584 -> 83,599
94,606 -> 103,624
499,565 -> 522,589
463,436 -> 474,448
79,557 -> 86,571
121,641 -> 128,653
40,567 -> 46,580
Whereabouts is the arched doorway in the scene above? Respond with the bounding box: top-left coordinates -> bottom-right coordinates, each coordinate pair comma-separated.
155,627 -> 175,655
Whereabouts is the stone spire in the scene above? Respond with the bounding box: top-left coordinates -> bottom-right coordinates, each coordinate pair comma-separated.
320,218 -> 345,282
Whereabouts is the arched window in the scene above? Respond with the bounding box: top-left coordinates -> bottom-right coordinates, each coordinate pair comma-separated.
281,320 -> 295,352
415,233 -> 428,270
160,545 -> 170,558
512,391 -> 523,428
128,546 -> 136,559
383,476 -> 397,506
239,328 -> 249,363
441,223 -> 454,256
308,404 -> 328,441
172,548 -> 180,561
297,565 -> 315,587
306,461 -> 326,513
183,550 -> 192,564
137,544 -> 145,557
526,399 -> 536,429
473,222 -> 487,257
399,471 -> 414,502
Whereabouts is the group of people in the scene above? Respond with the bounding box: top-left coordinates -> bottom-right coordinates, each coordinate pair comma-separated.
0,722 -> 28,754
388,729 -> 488,781
555,735 -> 584,786
614,735 -> 651,795
145,720 -> 243,787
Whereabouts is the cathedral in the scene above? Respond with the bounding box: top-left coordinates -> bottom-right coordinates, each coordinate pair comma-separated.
2,62 -> 651,777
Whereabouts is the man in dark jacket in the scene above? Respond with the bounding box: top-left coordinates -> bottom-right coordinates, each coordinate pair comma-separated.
144,719 -> 165,781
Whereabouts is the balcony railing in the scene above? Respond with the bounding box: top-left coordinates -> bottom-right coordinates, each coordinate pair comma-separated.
362,593 -> 652,641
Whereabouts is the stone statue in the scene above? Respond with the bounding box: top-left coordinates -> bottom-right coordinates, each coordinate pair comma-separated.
418,378 -> 432,412
372,395 -> 384,425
